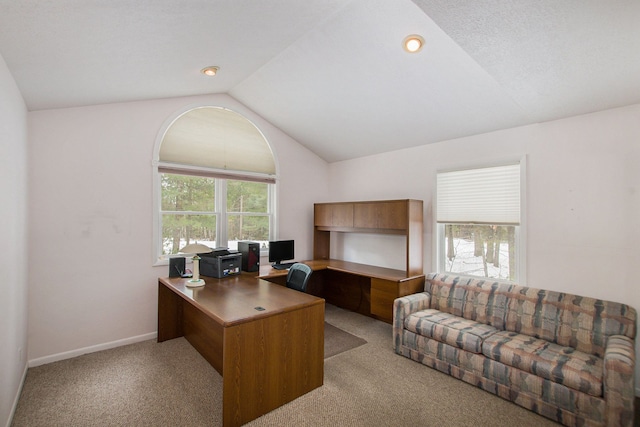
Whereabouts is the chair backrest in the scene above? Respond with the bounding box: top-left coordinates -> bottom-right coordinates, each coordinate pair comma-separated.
286,263 -> 313,292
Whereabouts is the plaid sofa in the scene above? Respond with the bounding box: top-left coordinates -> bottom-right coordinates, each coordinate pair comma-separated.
393,273 -> 636,427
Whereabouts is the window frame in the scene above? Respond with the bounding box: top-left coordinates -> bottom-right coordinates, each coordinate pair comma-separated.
153,167 -> 276,265
433,156 -> 527,284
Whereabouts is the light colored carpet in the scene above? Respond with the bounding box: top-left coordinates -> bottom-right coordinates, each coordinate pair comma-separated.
12,304 -> 559,426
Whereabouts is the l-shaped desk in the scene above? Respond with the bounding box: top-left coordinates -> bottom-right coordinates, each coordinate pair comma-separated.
158,259 -> 422,425
260,259 -> 425,323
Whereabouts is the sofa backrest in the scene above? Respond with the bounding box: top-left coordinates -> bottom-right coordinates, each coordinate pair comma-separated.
425,273 -> 636,358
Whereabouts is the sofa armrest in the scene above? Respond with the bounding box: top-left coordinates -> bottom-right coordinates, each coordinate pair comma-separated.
603,335 -> 635,426
392,292 -> 431,353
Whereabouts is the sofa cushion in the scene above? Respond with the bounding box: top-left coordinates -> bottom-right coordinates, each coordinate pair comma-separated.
405,309 -> 498,354
482,331 -> 603,397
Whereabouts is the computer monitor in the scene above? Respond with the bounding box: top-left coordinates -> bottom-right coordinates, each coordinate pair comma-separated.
268,240 -> 294,267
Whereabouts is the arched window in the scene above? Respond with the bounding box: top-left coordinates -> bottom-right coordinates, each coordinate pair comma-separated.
153,106 -> 276,263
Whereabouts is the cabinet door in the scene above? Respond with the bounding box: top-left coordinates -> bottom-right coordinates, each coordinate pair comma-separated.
353,201 -> 407,230
314,203 -> 353,227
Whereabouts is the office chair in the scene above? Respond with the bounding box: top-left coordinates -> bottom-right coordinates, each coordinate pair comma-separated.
286,263 -> 313,293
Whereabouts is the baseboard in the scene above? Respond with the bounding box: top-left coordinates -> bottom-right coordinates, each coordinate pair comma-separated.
6,361 -> 28,427
28,332 -> 157,368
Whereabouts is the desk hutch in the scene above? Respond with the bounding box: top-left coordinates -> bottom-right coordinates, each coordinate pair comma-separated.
262,199 -> 425,323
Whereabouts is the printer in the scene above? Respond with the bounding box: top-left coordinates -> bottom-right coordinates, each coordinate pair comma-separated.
199,248 -> 242,278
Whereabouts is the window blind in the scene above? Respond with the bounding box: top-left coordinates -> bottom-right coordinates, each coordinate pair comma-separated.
436,163 -> 520,225
159,106 -> 276,177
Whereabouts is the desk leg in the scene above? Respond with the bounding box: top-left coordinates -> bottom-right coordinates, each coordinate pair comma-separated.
222,302 -> 324,427
157,281 -> 183,342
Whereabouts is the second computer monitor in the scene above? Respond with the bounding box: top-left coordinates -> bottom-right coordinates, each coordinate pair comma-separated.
268,240 -> 294,268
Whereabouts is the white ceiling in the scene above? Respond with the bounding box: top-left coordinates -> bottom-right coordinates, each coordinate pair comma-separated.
1,0 -> 639,162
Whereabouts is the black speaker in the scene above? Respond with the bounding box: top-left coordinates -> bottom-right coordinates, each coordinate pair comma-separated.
238,241 -> 260,272
169,257 -> 186,277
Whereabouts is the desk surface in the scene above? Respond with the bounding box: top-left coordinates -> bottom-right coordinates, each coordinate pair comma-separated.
259,259 -> 425,323
159,275 -> 323,327
259,258 -> 424,282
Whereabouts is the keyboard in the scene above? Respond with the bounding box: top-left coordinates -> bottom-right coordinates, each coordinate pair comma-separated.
272,262 -> 295,270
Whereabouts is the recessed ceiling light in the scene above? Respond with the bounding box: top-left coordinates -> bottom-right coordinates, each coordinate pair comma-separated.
201,66 -> 220,76
403,35 -> 425,53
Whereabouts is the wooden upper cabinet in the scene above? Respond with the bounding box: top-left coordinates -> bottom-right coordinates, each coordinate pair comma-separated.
314,203 -> 353,227
314,199 -> 424,276
315,200 -> 419,232
353,201 -> 407,230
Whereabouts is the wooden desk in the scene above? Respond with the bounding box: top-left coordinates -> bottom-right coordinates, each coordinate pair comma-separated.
259,259 -> 424,323
158,274 -> 324,427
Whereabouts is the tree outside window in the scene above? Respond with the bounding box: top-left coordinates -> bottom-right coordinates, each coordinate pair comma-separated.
226,180 -> 270,250
161,174 -> 216,255
443,224 -> 516,281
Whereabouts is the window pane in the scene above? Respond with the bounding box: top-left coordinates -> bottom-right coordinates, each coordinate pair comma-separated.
444,224 -> 516,281
227,180 -> 268,213
161,173 -> 215,211
162,214 -> 216,255
226,215 -> 269,250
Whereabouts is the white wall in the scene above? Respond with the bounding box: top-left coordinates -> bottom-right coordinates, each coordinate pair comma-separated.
27,94 -> 329,364
328,103 -> 640,393
0,55 -> 28,426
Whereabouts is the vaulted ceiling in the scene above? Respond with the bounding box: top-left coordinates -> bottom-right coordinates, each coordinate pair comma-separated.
1,0 -> 639,162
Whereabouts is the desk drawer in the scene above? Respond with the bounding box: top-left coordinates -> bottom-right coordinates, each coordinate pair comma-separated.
370,278 -> 397,322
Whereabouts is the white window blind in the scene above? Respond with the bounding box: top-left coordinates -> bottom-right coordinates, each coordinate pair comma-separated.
159,106 -> 276,177
437,163 -> 520,225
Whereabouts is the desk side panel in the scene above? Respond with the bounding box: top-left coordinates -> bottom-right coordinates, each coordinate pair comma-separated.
222,301 -> 324,427
183,302 -> 224,375
158,281 -> 184,342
